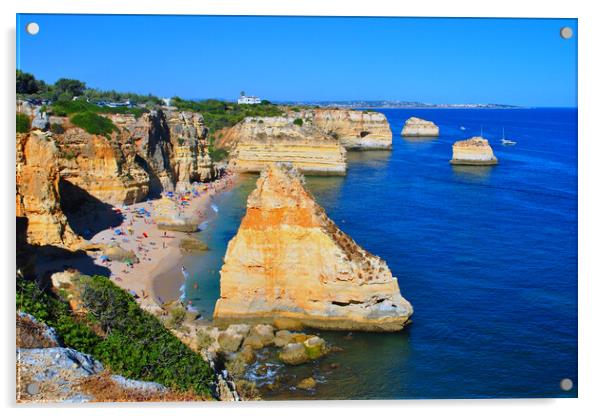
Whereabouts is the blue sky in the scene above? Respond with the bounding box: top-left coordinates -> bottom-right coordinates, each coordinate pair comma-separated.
16,15 -> 577,106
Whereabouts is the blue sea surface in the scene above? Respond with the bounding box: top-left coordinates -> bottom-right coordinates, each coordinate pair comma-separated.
182,108 -> 577,399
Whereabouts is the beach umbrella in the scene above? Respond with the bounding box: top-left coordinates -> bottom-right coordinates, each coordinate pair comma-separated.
99,255 -> 109,261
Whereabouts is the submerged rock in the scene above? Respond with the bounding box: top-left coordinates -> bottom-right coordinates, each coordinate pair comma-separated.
303,336 -> 327,360
401,117 -> 439,137
296,377 -> 317,390
450,136 -> 498,165
279,342 -> 309,365
214,163 -> 413,331
179,237 -> 209,253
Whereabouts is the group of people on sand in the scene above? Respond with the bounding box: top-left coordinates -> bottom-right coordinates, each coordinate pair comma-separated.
93,170 -> 237,303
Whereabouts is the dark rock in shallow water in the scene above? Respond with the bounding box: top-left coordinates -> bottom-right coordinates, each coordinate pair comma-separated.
179,237 -> 209,253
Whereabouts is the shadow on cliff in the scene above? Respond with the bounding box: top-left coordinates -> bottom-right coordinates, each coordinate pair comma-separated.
17,216 -> 111,285
58,179 -> 124,238
135,155 -> 165,199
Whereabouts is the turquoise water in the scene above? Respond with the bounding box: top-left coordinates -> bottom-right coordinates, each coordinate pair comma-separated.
181,108 -> 577,399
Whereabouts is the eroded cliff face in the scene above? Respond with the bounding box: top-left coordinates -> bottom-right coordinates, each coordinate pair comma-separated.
450,136 -> 498,165
165,111 -> 216,191
225,116 -> 347,176
301,109 -> 393,149
16,132 -> 79,248
110,110 -> 216,195
214,164 -> 413,331
217,109 -> 392,171
49,110 -> 216,207
16,107 -> 217,249
56,125 -> 150,206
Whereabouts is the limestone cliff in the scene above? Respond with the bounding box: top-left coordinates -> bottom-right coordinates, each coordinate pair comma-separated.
56,124 -> 150,206
225,116 -> 347,176
165,111 -> 216,191
450,136 -> 498,165
301,109 -> 393,149
110,110 -> 216,194
214,164 -> 413,331
16,132 -> 79,248
401,117 -> 440,137
217,109 -> 392,168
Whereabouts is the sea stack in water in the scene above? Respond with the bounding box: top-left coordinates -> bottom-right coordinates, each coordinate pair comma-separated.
214,163 -> 413,331
401,117 -> 439,137
450,136 -> 498,165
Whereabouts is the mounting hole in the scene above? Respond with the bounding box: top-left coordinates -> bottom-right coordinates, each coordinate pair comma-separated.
560,378 -> 573,391
560,27 -> 573,40
26,22 -> 40,35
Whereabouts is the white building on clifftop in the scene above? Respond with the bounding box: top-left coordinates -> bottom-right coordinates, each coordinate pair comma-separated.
238,91 -> 261,105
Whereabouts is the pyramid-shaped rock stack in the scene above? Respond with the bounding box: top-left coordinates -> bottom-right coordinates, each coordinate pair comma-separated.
214,163 -> 413,331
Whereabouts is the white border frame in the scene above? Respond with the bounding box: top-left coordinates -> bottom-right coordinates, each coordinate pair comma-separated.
2,1 -> 600,415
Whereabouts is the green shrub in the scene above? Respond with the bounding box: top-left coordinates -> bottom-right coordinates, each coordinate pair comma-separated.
70,112 -> 117,137
50,99 -> 147,118
16,278 -> 102,352
196,330 -> 213,350
16,113 -> 30,133
208,147 -> 228,162
166,305 -> 187,329
17,276 -> 214,396
172,97 -> 283,136
77,276 -> 213,395
293,118 -> 303,127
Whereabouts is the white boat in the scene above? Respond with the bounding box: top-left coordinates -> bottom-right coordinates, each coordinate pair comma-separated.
460,126 -> 466,131
500,127 -> 516,145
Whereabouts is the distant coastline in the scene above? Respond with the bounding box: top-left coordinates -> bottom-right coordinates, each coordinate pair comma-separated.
275,100 -> 524,109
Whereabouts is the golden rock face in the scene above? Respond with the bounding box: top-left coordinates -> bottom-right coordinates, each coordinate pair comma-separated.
225,116 -> 348,176
16,132 -> 78,248
214,164 -> 413,331
307,109 -> 393,149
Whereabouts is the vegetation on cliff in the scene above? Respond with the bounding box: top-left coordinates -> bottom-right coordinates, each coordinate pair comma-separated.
17,71 -> 161,106
16,113 -> 30,133
171,97 -> 283,157
17,276 -> 214,396
69,111 -> 118,137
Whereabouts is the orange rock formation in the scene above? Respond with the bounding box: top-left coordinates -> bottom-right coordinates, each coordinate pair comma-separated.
214,164 -> 413,331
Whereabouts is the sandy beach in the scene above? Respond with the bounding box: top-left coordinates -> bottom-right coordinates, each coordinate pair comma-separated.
85,172 -> 238,312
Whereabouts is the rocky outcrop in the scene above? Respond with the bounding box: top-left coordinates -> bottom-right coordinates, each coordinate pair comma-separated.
109,110 -> 216,196
57,125 -> 150,206
401,117 -> 439,137
214,164 -> 413,331
300,109 -> 393,149
31,108 -> 50,131
16,132 -> 79,248
165,111 -> 216,190
224,116 -> 347,176
217,109 -> 391,174
16,347 -> 169,403
450,136 -> 498,165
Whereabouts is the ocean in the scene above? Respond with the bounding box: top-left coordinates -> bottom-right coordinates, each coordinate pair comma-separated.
179,108 -> 578,399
